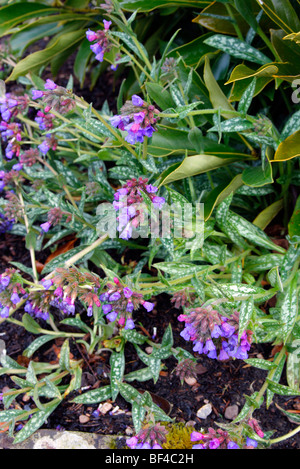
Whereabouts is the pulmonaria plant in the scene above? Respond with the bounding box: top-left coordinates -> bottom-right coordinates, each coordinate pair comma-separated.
113,177 -> 165,240
178,307 -> 252,361
99,276 -> 154,330
110,95 -> 160,144
126,423 -> 168,449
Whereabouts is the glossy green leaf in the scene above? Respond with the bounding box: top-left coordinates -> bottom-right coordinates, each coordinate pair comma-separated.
280,274 -> 298,343
110,350 -> 125,401
288,195 -> 300,238
273,130 -> 300,161
120,0 -> 209,11
256,0 -> 300,34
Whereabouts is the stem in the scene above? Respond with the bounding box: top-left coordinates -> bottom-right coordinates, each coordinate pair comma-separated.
268,425 -> 300,445
16,187 -> 39,283
225,4 -> 244,41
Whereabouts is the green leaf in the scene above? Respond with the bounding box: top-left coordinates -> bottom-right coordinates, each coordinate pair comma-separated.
204,34 -> 271,65
72,385 -> 111,404
238,77 -> 257,115
257,0 -> 300,34
234,0 -> 259,31
266,379 -> 300,396
280,274 -> 299,343
0,2 -> 62,36
22,313 -> 43,334
13,400 -> 61,444
244,358 -> 277,370
23,335 -> 55,358
288,195 -> 300,238
7,30 -> 86,81
119,0 -> 209,12
59,339 -> 71,372
203,57 -> 235,118
146,83 -> 175,110
110,350 -> 125,401
238,296 -> 254,341
208,117 -> 254,133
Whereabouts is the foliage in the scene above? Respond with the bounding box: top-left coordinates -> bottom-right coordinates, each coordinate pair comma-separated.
0,0 -> 299,449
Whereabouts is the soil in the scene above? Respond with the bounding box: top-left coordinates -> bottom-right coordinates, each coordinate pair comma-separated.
0,233 -> 300,450
0,49 -> 299,450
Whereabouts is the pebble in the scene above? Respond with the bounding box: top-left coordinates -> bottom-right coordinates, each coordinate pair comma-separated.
224,404 -> 239,420
196,403 -> 212,419
79,414 -> 90,424
184,377 -> 197,386
99,403 -> 112,415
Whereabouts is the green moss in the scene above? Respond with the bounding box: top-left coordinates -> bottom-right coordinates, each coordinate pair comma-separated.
162,423 -> 194,450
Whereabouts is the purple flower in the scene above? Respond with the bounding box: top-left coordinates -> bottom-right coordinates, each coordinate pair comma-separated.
193,444 -> 205,449
44,79 -> 57,90
146,184 -> 158,193
246,437 -> 258,448
102,304 -> 112,314
38,140 -> 50,155
227,441 -> 240,449
103,19 -> 112,30
31,89 -> 44,100
110,115 -> 122,127
0,276 -> 10,288
123,287 -> 133,299
10,292 -> 20,305
109,291 -> 121,302
125,318 -> 135,329
209,438 -> 220,449
0,306 -> 9,318
120,224 -> 133,240
126,436 -> 138,449
86,29 -> 98,42
40,221 -> 51,233
142,301 -> 154,312
87,305 -> 93,316
126,300 -> 134,312
41,279 -> 53,289
152,196 -> 165,209
106,311 -> 118,322
193,340 -> 204,354
132,95 -> 144,107
191,431 -> 204,441
95,50 -> 104,62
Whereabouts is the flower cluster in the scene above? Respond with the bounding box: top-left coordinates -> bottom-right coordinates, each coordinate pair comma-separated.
86,20 -> 113,63
178,307 -> 252,361
113,177 -> 165,240
171,288 -> 196,309
0,269 -> 26,318
126,423 -> 168,449
0,92 -> 29,122
173,358 -> 205,384
190,428 -> 240,449
31,79 -> 76,115
110,95 -> 160,144
24,268 -> 103,320
0,121 -> 22,159
35,110 -> 55,131
190,427 -> 261,449
100,276 -> 154,330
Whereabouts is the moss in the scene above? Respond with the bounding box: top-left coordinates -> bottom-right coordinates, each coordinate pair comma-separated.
162,423 -> 194,450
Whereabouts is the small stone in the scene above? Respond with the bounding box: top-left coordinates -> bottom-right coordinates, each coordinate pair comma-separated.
79,414 -> 90,424
224,404 -> 239,420
99,403 -> 112,415
196,403 -> 212,419
145,346 -> 153,354
184,377 -> 197,386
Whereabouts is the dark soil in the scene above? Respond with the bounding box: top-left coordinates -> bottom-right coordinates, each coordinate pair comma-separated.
0,233 -> 300,449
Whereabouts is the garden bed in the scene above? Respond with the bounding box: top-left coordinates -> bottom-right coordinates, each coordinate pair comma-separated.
0,232 -> 300,449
